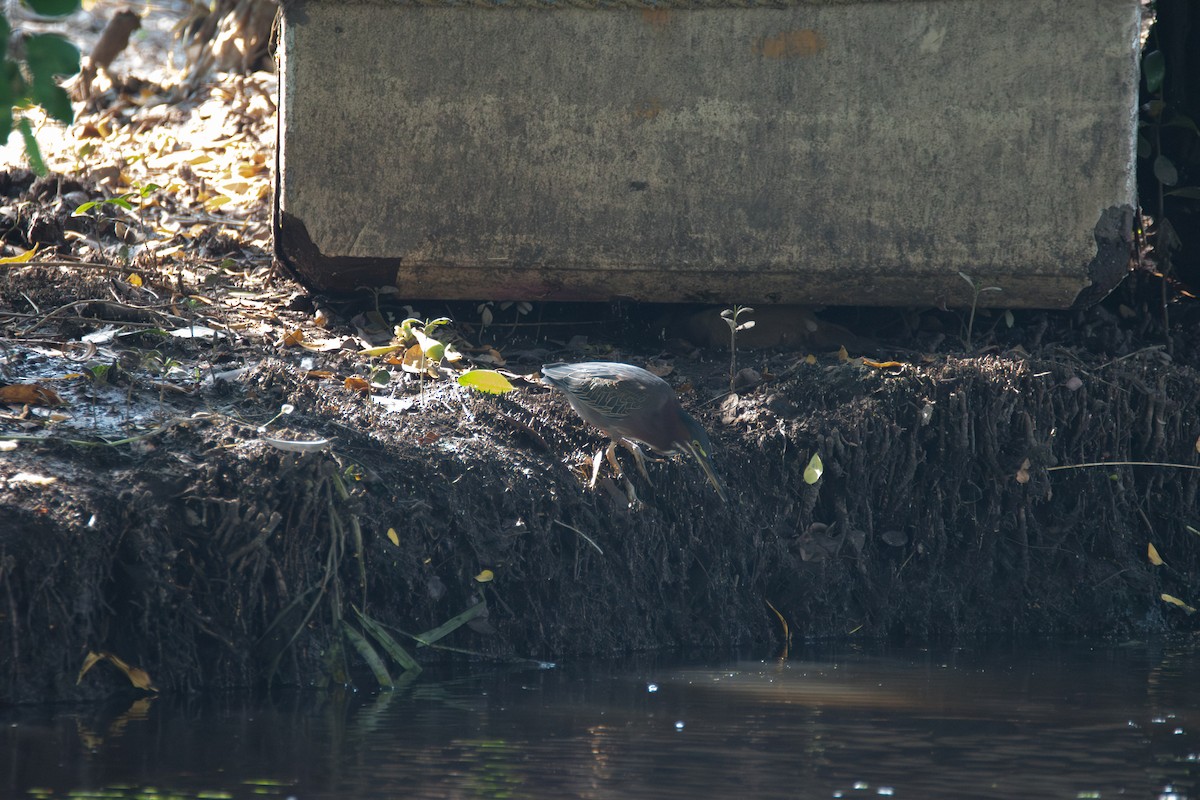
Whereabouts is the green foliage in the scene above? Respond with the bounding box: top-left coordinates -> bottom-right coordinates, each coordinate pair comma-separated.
1139,38 -> 1200,248
72,184 -> 162,216
957,271 -> 1001,350
720,305 -> 754,392
2,1 -> 82,174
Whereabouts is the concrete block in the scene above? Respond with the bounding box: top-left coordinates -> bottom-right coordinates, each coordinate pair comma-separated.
276,0 -> 1140,308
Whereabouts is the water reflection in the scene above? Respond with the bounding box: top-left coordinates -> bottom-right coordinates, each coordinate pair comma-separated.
2,640 -> 1198,799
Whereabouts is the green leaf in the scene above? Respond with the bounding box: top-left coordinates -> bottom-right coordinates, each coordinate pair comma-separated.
342,623 -> 394,688
353,607 -> 421,673
1154,154 -> 1179,186
1136,134 -> 1151,160
1163,115 -> 1200,138
1143,49 -> 1165,94
803,452 -> 823,485
413,600 -> 488,646
0,67 -> 11,143
16,118 -> 47,176
108,196 -> 134,210
25,33 -> 80,77
457,369 -> 515,395
412,327 -> 444,361
72,200 -> 100,215
30,76 -> 73,125
26,0 -> 82,15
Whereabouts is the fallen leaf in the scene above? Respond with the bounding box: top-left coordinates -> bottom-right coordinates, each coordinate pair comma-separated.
1015,458 -> 1031,484
457,369 -> 515,395
863,359 -> 904,369
279,329 -> 305,347
1161,594 -> 1196,614
1148,542 -> 1164,566
9,472 -> 56,486
387,528 -> 400,546
475,569 -> 494,583
803,453 -> 824,485
77,650 -> 158,691
0,245 -> 38,264
344,376 -> 371,393
0,384 -> 64,406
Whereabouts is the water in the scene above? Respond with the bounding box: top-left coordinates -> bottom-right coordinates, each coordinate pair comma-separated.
2,640 -> 1197,799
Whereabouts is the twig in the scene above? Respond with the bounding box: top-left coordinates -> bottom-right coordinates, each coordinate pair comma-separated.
0,259 -> 153,275
1094,345 -> 1167,371
553,519 -> 604,556
1047,460 -> 1200,472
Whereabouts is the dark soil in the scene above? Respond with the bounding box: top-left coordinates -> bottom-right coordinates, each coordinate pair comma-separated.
2,2 -> 1200,705
2,221 -> 1199,705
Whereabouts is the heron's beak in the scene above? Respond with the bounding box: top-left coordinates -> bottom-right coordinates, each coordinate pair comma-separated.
682,440 -> 729,503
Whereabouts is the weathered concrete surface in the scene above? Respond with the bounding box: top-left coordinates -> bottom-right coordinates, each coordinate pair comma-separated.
276,0 -> 1141,307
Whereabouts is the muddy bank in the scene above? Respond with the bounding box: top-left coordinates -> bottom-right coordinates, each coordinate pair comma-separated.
2,274 -> 1198,703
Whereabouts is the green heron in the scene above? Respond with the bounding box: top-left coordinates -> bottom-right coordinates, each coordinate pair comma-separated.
541,361 -> 728,502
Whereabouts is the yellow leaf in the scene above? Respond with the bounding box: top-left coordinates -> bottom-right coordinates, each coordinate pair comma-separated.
387,528 -> 399,546
0,245 -> 38,264
358,344 -> 404,357
804,354 -> 817,365
457,369 -> 515,395
862,359 -> 904,369
237,162 -> 268,178
77,651 -> 104,683
1148,542 -> 1164,566
77,651 -> 158,691
127,272 -> 143,287
1161,594 -> 1197,614
203,194 -> 231,212
836,346 -> 850,361
803,453 -> 824,485
475,569 -> 494,583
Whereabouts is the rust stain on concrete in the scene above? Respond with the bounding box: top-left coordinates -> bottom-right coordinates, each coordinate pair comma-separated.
753,29 -> 827,59
641,9 -> 671,28
631,98 -> 662,119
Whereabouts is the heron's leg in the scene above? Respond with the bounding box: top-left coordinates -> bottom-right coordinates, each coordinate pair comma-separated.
619,439 -> 653,484
603,442 -> 644,505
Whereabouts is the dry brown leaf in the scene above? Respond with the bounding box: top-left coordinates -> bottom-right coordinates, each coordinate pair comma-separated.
279,329 -> 305,347
344,376 -> 371,393
1015,458 -> 1031,485
0,384 -> 64,407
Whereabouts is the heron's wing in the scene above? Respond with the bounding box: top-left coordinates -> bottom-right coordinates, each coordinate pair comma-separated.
567,374 -> 649,418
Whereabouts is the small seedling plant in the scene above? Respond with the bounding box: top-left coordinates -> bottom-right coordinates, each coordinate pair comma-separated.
720,305 -> 755,391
